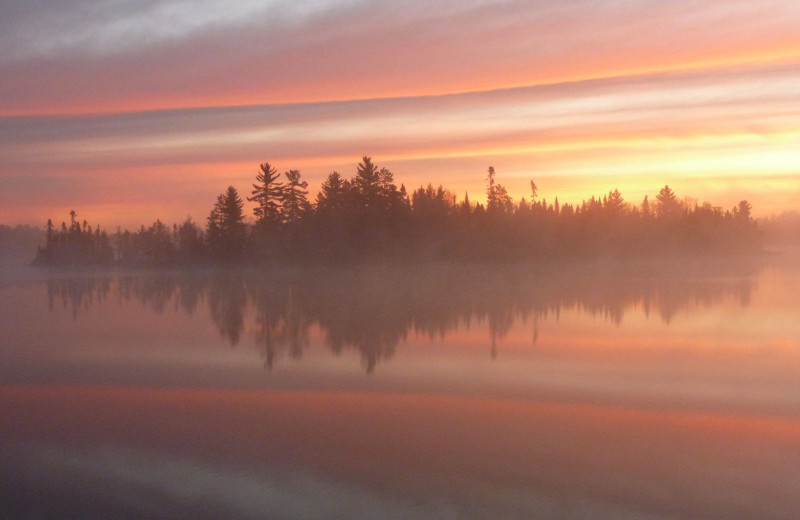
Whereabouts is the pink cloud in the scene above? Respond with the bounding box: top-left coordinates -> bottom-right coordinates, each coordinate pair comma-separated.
2,0 -> 799,115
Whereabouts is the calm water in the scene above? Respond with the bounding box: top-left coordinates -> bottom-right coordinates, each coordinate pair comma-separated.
1,261 -> 799,519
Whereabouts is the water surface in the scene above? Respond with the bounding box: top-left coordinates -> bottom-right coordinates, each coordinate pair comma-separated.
1,261 -> 799,519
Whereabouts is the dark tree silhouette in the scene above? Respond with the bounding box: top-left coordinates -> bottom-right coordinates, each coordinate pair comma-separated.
656,185 -> 681,219
207,186 -> 246,262
641,195 -> 652,218
249,162 -> 284,226
281,169 -> 309,226
175,216 -> 205,264
486,166 -> 512,213
605,189 -> 626,216
316,171 -> 349,214
735,200 -> 752,221
353,156 -> 382,209
138,220 -> 174,265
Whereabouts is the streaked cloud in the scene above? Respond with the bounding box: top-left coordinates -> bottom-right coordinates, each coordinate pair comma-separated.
2,0 -> 799,114
2,0 -> 362,60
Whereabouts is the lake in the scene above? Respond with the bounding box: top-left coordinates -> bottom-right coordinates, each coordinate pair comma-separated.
1,259 -> 799,519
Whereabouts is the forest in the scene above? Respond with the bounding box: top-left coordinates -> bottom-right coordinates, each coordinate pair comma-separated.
33,157 -> 762,267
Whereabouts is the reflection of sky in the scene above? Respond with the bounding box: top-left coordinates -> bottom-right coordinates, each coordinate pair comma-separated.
3,439 -> 442,520
2,0 -> 800,227
3,388 -> 800,519
2,265 -> 800,518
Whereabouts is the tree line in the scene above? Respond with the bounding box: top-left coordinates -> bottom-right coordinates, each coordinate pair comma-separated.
34,157 -> 761,267
34,210 -> 114,266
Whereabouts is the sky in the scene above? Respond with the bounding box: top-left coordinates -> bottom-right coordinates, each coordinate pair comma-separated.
1,0 -> 799,229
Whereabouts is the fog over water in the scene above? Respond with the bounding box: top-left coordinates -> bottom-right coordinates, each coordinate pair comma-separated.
2,259 -> 799,519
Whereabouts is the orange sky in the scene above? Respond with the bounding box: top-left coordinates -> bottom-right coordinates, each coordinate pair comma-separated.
1,0 -> 799,229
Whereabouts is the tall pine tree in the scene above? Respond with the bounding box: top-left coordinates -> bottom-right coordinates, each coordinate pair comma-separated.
282,170 -> 309,226
208,186 -> 246,261
249,162 -> 284,226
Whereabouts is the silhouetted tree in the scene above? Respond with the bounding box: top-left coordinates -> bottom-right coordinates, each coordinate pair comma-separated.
281,169 -> 309,226
735,200 -> 752,222
605,189 -> 626,216
175,216 -> 205,264
353,156 -> 382,209
207,186 -> 246,262
641,195 -> 651,218
412,184 -> 455,224
656,185 -> 681,219
45,219 -> 54,250
138,220 -> 174,265
315,171 -> 349,214
249,162 -> 284,226
486,166 -> 513,213
460,193 -> 473,218
486,166 -> 497,209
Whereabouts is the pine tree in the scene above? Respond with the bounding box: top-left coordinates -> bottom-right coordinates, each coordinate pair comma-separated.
316,171 -> 348,214
208,186 -> 247,261
45,219 -> 54,250
248,162 -> 284,225
486,166 -> 496,209
354,156 -> 382,208
460,192 -> 472,217
641,195 -> 651,218
486,166 -> 512,213
656,185 -> 681,219
605,189 -> 626,216
282,170 -> 309,226
734,200 -> 752,221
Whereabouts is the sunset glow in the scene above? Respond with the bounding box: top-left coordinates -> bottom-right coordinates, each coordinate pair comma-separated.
1,0 -> 799,229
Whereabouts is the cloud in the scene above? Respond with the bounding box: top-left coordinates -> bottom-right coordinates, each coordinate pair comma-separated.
1,0 -> 799,114
2,60 -> 798,171
1,0 -> 365,61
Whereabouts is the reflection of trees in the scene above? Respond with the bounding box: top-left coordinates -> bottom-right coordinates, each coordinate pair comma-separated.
113,274 -> 204,316
118,276 -> 175,315
249,269 -> 403,373
251,281 -> 285,369
488,306 -> 514,360
47,277 -> 111,319
250,281 -> 311,368
308,275 -> 403,373
176,277 -> 204,316
208,275 -> 246,346
43,260 -> 759,371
